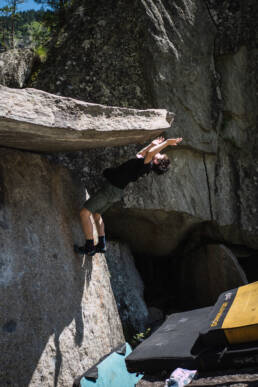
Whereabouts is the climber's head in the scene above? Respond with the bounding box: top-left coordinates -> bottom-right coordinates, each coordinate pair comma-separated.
152,153 -> 170,175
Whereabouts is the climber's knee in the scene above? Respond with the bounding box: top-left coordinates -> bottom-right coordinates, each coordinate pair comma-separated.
80,207 -> 91,219
93,212 -> 101,221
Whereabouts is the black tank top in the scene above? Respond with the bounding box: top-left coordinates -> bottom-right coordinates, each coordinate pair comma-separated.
103,157 -> 152,189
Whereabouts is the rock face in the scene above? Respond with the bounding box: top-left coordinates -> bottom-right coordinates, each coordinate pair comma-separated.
213,47 -> 258,242
32,0 -> 258,254
1,0 -> 257,384
105,241 -> 149,337
0,148 -> 124,387
0,85 -> 173,152
179,244 -> 248,308
0,48 -> 36,88
34,0 -> 217,153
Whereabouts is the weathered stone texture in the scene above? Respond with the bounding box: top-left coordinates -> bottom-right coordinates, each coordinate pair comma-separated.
139,0 -> 219,154
34,0 -> 218,154
0,48 -> 36,88
0,85 -> 172,152
105,241 -> 149,336
206,0 -> 257,54
0,148 -> 124,387
31,0 -> 258,253
1,0 -> 258,383
214,47 -> 258,237
32,0 -> 153,108
179,244 -> 248,308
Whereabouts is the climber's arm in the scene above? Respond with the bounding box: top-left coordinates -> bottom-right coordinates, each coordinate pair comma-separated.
136,136 -> 165,158
144,137 -> 183,163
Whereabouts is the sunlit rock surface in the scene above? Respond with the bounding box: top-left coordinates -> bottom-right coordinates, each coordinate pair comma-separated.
0,148 -> 124,387
1,0 -> 257,384
0,48 -> 36,88
0,85 -> 173,152
32,0 -> 258,252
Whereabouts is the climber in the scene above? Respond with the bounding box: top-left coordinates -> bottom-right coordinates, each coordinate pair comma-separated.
74,136 -> 183,256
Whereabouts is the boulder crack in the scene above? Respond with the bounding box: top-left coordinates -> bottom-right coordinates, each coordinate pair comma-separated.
203,153 -> 214,220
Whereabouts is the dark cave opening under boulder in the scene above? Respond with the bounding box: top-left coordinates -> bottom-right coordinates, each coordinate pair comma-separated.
104,208 -> 258,338
129,243 -> 258,325
133,252 -> 181,317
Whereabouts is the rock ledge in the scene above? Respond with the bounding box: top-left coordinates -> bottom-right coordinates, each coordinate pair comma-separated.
0,85 -> 173,152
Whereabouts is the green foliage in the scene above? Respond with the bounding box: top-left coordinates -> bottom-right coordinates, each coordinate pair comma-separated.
34,0 -> 73,12
29,66 -> 40,82
0,4 -> 12,49
0,6 -> 50,50
131,328 -> 151,348
35,44 -> 47,60
34,0 -> 73,32
0,0 -> 73,55
4,0 -> 26,48
23,20 -> 50,48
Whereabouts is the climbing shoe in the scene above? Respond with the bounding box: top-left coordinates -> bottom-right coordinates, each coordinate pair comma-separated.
95,243 -> 107,253
95,236 -> 106,253
73,244 -> 96,256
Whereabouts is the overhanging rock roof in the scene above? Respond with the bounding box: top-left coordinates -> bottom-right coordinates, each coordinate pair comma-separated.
0,85 -> 174,152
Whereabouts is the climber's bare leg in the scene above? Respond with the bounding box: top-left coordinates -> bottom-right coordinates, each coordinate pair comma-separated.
93,213 -> 106,253
73,208 -> 95,255
93,213 -> 105,237
74,209 -> 106,255
80,208 -> 94,239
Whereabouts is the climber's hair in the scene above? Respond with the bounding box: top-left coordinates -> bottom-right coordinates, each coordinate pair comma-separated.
152,155 -> 170,175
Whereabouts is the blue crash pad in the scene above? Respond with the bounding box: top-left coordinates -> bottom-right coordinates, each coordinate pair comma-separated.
80,343 -> 142,387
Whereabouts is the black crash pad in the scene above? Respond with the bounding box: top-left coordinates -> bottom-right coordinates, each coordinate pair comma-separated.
126,307 -> 258,374
126,307 -> 212,373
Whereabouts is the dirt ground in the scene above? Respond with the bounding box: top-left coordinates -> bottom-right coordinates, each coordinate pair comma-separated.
137,368 -> 258,387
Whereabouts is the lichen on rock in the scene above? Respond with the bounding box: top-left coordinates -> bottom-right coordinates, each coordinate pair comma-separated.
0,48 -> 38,88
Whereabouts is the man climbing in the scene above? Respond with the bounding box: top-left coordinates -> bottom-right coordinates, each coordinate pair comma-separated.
74,136 -> 183,256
